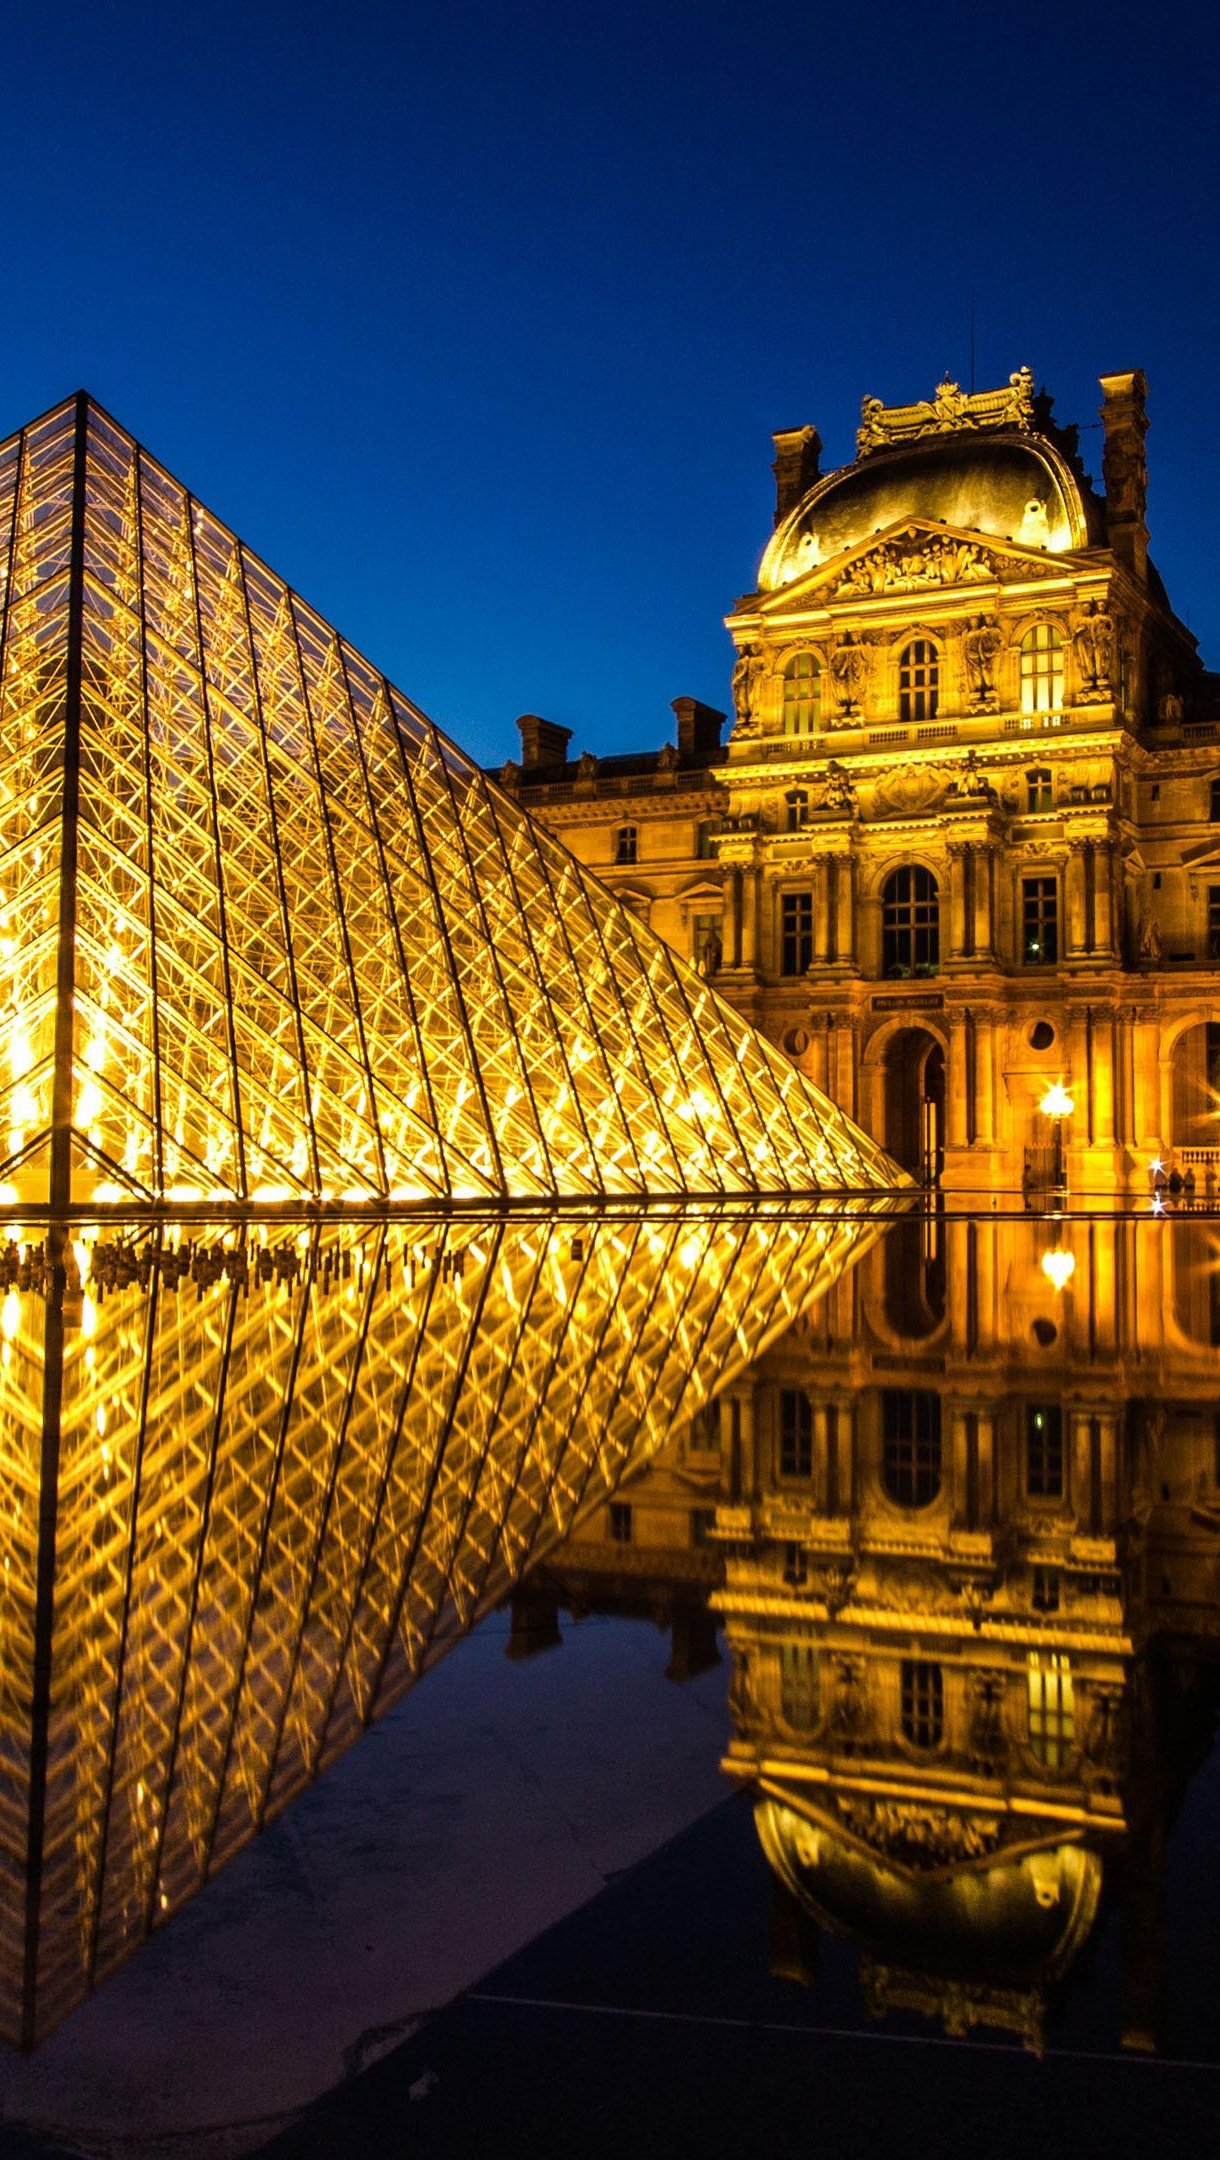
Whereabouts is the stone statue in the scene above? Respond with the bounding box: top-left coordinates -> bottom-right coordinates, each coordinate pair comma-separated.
962,614 -> 1003,704
829,633 -> 867,715
698,928 -> 722,980
822,760 -> 857,814
856,394 -> 887,457
1137,911 -> 1163,964
499,757 -> 521,788
730,644 -> 764,733
656,740 -> 678,771
951,747 -> 996,801
1072,601 -> 1116,698
575,748 -> 599,779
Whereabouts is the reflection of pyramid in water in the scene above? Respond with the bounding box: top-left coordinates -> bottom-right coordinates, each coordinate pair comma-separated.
0,394 -> 899,1207
0,1203 -> 891,2044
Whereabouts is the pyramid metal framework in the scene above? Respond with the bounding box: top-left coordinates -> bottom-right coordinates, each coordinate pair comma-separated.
0,394 -> 900,1210
0,1201 -> 891,2044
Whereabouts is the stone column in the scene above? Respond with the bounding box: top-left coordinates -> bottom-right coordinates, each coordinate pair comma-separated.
727,864 -> 743,969
1091,1007 -> 1118,1146
808,1011 -> 831,1091
1066,840 -> 1090,958
946,1010 -> 970,1149
741,863 -> 760,972
833,1014 -> 857,1119
812,857 -> 831,964
973,1009 -> 996,1147
972,844 -> 996,963
947,844 -> 970,960
832,855 -> 856,965
1092,841 -> 1115,957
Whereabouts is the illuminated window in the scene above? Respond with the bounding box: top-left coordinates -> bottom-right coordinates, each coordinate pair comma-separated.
1022,876 -> 1059,965
779,1388 -> 813,1479
782,652 -> 821,734
614,825 -> 638,865
780,1642 -> 818,1731
1020,623 -> 1064,713
1027,1652 -> 1074,1768
1026,1404 -> 1064,1497
899,640 -> 938,724
901,1660 -> 944,1750
882,867 -> 939,978
784,789 -> 810,832
1026,767 -> 1053,813
882,1389 -> 942,1505
780,891 -> 814,975
609,1502 -> 633,1543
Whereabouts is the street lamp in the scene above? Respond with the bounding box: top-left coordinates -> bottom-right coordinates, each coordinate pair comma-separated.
1039,1081 -> 1074,1201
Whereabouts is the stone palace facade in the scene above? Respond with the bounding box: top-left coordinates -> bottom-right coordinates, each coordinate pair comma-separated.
498,369 -> 1220,1197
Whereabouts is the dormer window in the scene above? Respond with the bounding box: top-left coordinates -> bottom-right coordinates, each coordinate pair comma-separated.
898,640 -> 938,724
782,652 -> 821,734
614,825 -> 638,865
1020,623 -> 1065,713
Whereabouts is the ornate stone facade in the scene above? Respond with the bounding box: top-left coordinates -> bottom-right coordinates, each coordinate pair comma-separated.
501,370 -> 1220,1197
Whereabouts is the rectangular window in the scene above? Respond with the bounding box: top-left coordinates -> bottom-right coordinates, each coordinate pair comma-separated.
782,1541 -> 808,1587
779,1389 -> 813,1479
901,1660 -> 944,1750
691,912 -> 722,969
780,891 -> 814,975
1027,1652 -> 1074,1768
615,826 -> 638,865
609,1501 -> 633,1544
1208,886 -> 1220,962
1022,876 -> 1058,965
1032,1566 -> 1061,1613
689,1401 -> 720,1452
691,1508 -> 717,1548
1026,1404 -> 1064,1497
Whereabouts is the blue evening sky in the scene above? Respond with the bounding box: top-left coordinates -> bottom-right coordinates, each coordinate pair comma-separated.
3,0 -> 1217,767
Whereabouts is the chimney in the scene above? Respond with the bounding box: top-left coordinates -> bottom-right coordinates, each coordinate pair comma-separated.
1099,371 -> 1149,581
671,695 -> 726,759
516,713 -> 573,771
771,425 -> 822,526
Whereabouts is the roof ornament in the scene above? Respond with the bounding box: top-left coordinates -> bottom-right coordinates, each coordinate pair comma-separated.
856,367 -> 1036,459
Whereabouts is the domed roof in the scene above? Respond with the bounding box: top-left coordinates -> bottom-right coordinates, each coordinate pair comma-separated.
759,431 -> 1101,593
755,1796 -> 1102,1986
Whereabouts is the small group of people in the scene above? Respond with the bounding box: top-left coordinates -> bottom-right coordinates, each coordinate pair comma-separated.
1150,1156 -> 1212,1207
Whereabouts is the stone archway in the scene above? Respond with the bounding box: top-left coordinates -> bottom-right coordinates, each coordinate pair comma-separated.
883,1026 -> 945,1183
1169,1020 -> 1220,1153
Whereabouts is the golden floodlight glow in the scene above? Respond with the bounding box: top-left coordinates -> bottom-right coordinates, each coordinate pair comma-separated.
1040,1247 -> 1076,1291
1039,1082 -> 1075,1119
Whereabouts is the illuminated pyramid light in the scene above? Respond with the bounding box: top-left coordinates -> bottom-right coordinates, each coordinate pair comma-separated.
0,394 -> 902,1209
0,1202 -> 895,2044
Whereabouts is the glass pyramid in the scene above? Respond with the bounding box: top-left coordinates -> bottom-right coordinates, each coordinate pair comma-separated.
0,393 -> 901,1209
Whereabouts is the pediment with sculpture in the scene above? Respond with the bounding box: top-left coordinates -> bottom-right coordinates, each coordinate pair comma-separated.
763,519 -> 1067,609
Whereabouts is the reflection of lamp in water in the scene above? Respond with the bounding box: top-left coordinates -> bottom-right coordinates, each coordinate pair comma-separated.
1040,1247 -> 1076,1292
1039,1082 -> 1074,1196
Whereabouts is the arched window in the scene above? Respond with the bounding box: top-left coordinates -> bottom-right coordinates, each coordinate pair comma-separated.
614,825 -> 638,864
780,1642 -> 818,1732
784,789 -> 810,832
782,652 -> 821,734
1026,767 -> 1053,813
882,866 -> 939,977
1020,623 -> 1065,714
882,1389 -> 942,1505
899,640 -> 938,724
901,1660 -> 944,1750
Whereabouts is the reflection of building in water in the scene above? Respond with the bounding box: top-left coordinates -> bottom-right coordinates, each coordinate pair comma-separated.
508,371 -> 1220,1198
550,1217 -> 1220,2051
0,1203 -> 879,2048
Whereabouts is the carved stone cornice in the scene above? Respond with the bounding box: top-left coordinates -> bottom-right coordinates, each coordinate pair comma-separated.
856,369 -> 1035,458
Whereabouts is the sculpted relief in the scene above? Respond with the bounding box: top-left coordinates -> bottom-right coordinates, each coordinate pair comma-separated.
833,533 -> 996,598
